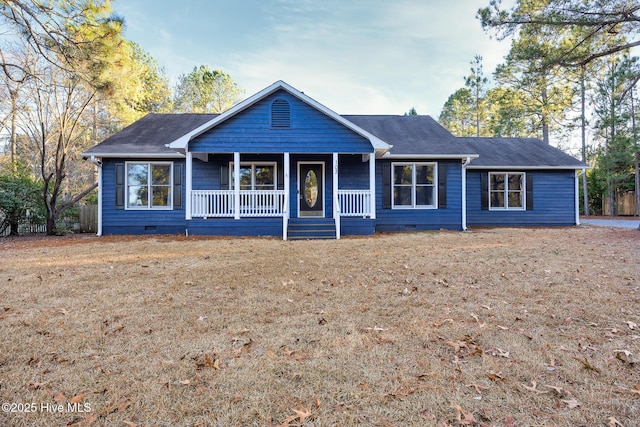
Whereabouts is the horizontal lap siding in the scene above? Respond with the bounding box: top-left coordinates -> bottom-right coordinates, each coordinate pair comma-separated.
375,160 -> 463,231
466,170 -> 576,226
189,90 -> 373,154
187,218 -> 282,237
102,159 -> 187,235
339,155 -> 370,190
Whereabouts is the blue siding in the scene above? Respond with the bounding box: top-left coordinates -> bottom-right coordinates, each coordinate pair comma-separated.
466,170 -> 577,226
375,160 -> 463,232
189,90 -> 373,154
187,218 -> 283,237
339,154 -> 370,190
102,159 -> 187,235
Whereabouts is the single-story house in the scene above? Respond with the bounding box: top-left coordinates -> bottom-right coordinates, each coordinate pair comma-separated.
82,80 -> 587,239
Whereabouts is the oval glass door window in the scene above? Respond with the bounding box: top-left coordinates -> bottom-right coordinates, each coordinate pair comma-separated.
304,170 -> 318,208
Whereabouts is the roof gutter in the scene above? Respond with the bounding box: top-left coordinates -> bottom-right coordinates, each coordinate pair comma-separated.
83,152 -> 185,159
461,156 -> 471,231
575,168 -> 586,226
381,153 -> 480,160
89,156 -> 103,237
467,165 -> 590,170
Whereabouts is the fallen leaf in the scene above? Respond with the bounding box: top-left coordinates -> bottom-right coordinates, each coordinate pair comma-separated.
608,416 -> 624,427
493,347 -> 510,358
544,385 -> 567,396
574,356 -> 601,373
624,321 -> 638,330
70,393 -> 84,404
54,392 -> 66,403
521,381 -> 547,394
180,379 -> 191,385
451,403 -> 475,425
466,383 -> 488,394
487,371 -> 504,381
122,421 -> 137,427
502,416 -> 516,427
561,398 -> 580,408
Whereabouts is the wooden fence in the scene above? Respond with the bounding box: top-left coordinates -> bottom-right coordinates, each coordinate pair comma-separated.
603,191 -> 639,216
79,205 -> 98,233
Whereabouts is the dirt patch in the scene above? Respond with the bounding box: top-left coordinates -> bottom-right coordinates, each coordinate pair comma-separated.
0,226 -> 638,426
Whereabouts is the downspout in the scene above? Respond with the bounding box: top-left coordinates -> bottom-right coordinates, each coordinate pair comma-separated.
90,156 -> 102,236
461,156 -> 471,231
576,169 -> 586,225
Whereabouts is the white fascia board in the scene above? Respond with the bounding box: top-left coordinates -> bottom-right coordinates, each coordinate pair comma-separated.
81,152 -> 185,159
382,153 -> 480,160
167,80 -> 392,152
466,165 -> 589,170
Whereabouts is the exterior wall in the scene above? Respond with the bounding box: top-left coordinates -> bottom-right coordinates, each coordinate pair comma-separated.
189,90 -> 374,154
466,169 -> 577,226
102,158 -> 187,235
375,160 -> 464,232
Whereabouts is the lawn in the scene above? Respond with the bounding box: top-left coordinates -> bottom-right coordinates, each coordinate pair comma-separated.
0,226 -> 638,426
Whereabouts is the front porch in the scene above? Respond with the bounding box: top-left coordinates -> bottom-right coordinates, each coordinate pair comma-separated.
185,152 -> 376,239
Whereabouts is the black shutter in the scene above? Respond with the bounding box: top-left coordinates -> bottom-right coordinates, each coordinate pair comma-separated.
382,162 -> 391,209
526,173 -> 534,210
438,163 -> 447,209
173,163 -> 183,209
480,173 -> 489,210
115,163 -> 125,209
220,164 -> 229,189
277,162 -> 284,190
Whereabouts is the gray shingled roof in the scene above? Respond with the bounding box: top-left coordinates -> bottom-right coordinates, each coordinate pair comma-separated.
83,113 -> 216,157
83,113 -> 586,170
460,137 -> 587,169
343,115 -> 475,156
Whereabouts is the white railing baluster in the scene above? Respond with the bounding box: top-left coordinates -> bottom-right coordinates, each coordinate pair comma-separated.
191,190 -> 286,218
337,190 -> 372,217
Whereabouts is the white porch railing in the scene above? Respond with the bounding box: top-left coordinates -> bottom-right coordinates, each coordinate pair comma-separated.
191,190 -> 286,218
338,189 -> 372,217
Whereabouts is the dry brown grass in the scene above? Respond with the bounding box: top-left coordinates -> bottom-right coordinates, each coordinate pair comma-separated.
0,226 -> 639,427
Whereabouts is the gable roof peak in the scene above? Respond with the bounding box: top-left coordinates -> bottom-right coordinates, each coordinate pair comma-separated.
168,80 -> 391,152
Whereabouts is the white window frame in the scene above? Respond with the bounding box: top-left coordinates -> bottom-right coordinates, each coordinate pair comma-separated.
391,162 -> 438,209
489,171 -> 526,211
229,162 -> 277,190
125,161 -> 173,210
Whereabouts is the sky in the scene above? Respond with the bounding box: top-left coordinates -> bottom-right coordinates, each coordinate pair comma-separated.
112,0 -> 513,118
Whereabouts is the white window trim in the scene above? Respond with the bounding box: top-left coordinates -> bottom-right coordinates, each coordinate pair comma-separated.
125,161 -> 174,210
489,171 -> 526,211
391,162 -> 438,209
229,161 -> 278,190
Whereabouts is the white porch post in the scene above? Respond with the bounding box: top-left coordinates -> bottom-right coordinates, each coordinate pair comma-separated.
234,152 -> 240,219
96,160 -> 103,236
369,153 -> 376,219
462,157 -> 470,231
185,151 -> 193,220
333,152 -> 340,239
283,152 -> 290,240
575,169 -> 582,225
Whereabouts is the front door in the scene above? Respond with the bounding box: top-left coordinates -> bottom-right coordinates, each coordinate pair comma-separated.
298,162 -> 324,217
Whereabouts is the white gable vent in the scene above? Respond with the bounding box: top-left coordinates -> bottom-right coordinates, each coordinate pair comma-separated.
271,99 -> 291,128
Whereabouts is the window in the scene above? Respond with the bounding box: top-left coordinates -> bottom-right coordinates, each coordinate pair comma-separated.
126,162 -> 172,209
229,162 -> 276,190
489,172 -> 525,210
392,162 -> 437,208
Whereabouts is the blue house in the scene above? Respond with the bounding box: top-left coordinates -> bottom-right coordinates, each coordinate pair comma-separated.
83,81 -> 587,239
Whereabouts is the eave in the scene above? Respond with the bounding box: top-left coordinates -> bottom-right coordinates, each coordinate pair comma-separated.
81,152 -> 185,159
